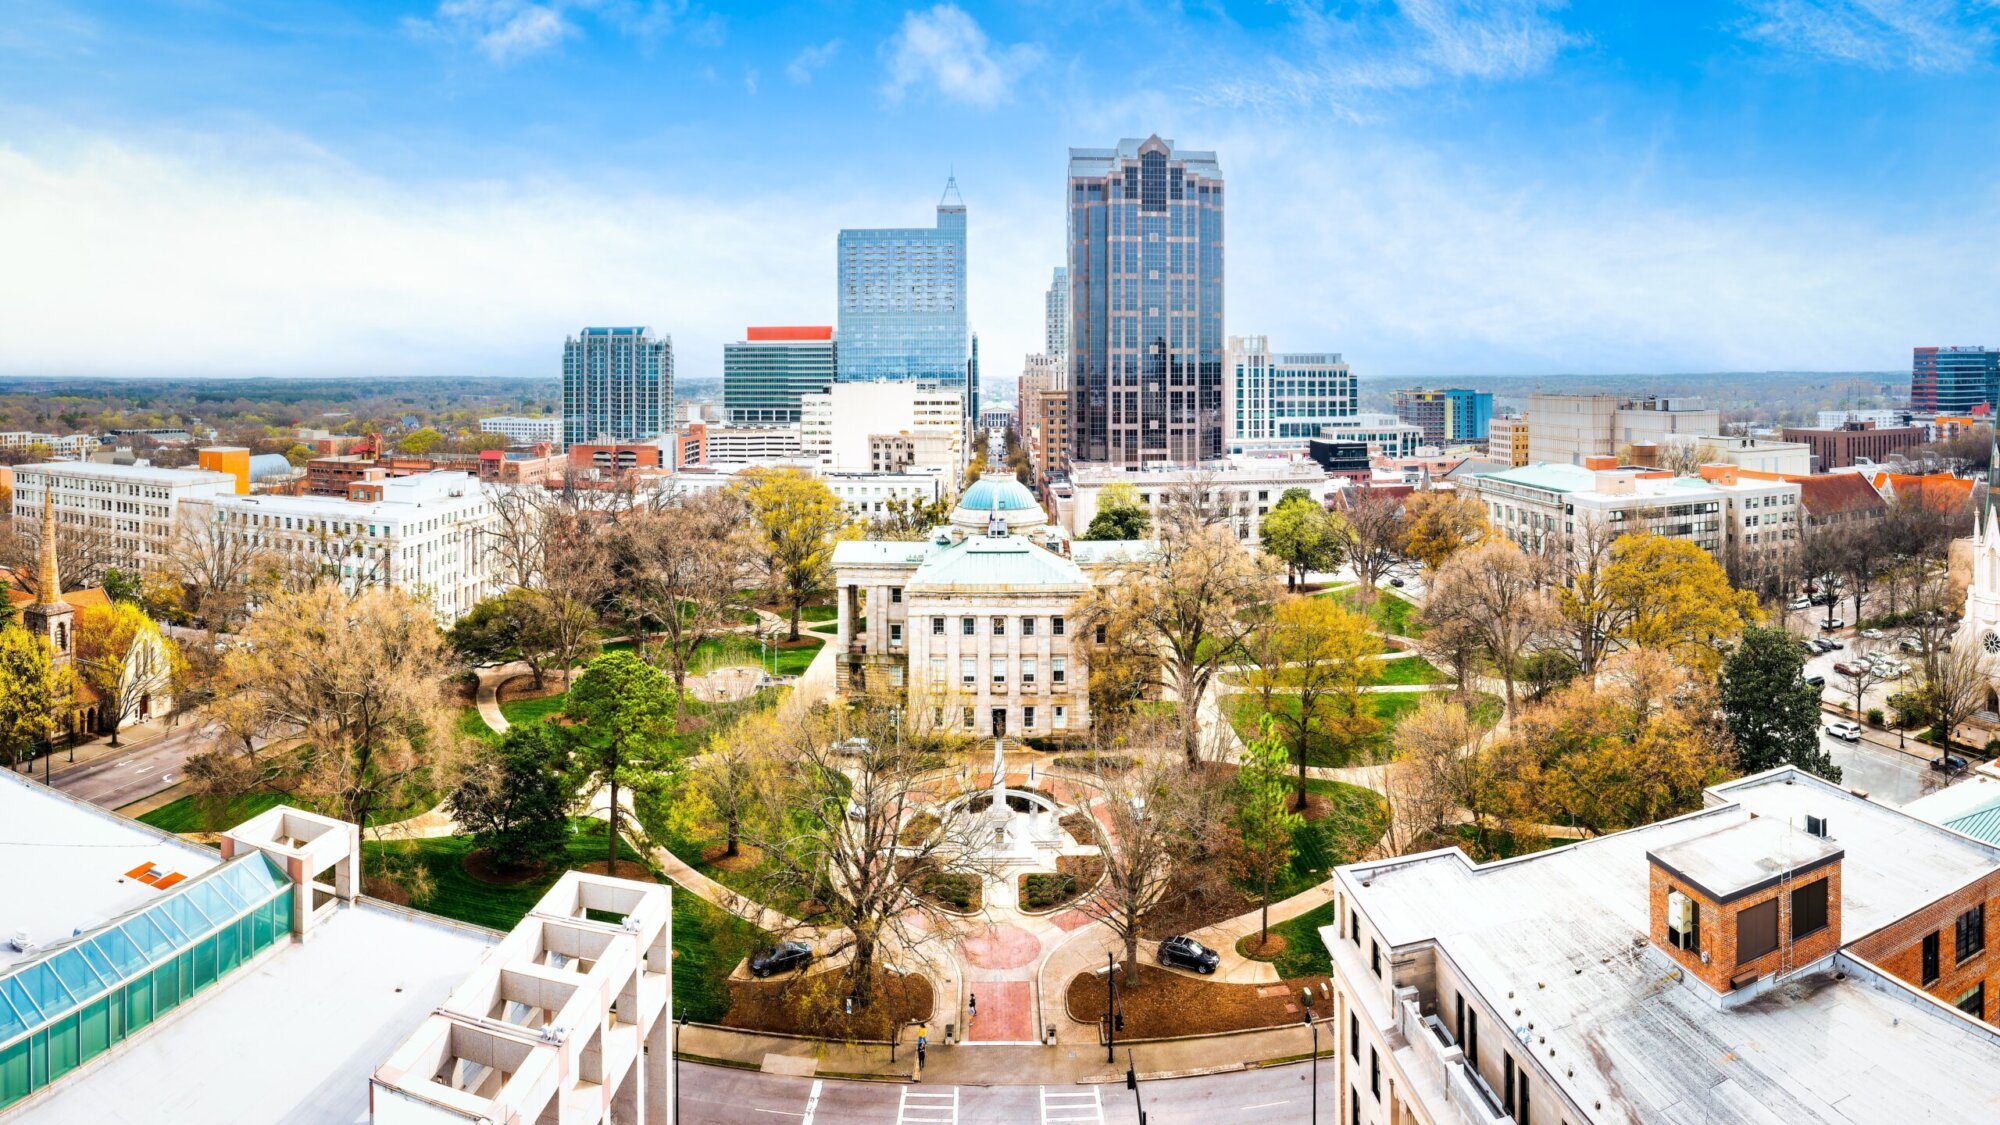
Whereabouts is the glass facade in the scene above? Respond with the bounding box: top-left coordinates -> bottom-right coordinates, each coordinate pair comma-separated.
722,327 -> 836,424
836,190 -> 969,390
1226,336 -> 1356,446
1911,346 -> 1999,415
562,327 -> 673,448
0,852 -> 293,1111
1393,387 -> 1494,444
1068,136 -> 1225,467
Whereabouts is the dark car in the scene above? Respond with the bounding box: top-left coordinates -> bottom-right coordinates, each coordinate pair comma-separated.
1931,754 -> 1969,775
1157,935 -> 1220,975
749,941 -> 812,978
1388,577 -> 1406,588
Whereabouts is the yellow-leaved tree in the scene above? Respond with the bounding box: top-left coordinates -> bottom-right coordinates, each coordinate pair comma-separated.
1242,595 -> 1379,806
733,467 -> 858,640
1401,490 -> 1489,572
0,627 -> 73,767
75,601 -> 180,746
1603,534 -> 1762,678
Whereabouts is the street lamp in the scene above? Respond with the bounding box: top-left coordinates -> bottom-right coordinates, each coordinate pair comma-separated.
674,1009 -> 687,1125
1124,1049 -> 1148,1125
1105,952 -> 1121,1064
1303,990 -> 1319,1124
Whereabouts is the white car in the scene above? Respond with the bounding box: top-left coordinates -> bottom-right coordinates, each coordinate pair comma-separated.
1787,597 -> 1813,611
1860,628 -> 1885,640
1826,721 -> 1863,742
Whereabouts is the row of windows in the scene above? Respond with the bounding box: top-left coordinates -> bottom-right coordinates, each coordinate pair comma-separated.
930,615 -> 1067,638
931,656 -> 1068,686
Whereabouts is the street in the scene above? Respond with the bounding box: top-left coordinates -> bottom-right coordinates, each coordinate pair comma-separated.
37,721 -> 217,810
680,1059 -> 1334,1124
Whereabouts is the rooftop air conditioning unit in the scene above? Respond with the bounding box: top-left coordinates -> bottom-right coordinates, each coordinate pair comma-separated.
1666,891 -> 1694,936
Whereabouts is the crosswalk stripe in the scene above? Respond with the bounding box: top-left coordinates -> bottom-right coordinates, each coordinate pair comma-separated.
1040,1084 -> 1104,1124
898,1085 -> 959,1124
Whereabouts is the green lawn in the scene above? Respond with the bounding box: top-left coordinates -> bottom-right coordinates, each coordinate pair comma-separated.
689,633 -> 823,677
1238,900 -> 1336,978
136,790 -> 290,833
459,704 -> 498,742
798,604 -> 837,623
500,692 -> 569,728
1327,589 -> 1424,637
1273,779 -> 1388,900
673,892 -> 769,1022
1226,691 -> 1499,767
1222,656 -> 1447,690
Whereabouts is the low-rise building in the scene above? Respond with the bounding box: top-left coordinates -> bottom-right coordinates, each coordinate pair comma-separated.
10,461 -> 237,578
478,415 -> 562,446
701,423 -> 804,466
1781,421 -> 1929,470
180,471 -> 499,621
1327,767 -> 2000,1125
1797,472 -> 1889,533
1313,414 -> 1425,460
1485,416 -> 1530,467
567,442 -> 663,475
1055,460 -> 1328,547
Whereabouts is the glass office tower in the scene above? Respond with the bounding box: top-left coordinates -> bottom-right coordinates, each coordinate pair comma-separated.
1911,346 -> 2000,415
723,326 -> 837,424
1067,136 -> 1225,466
836,180 -> 968,389
561,326 -> 673,448
1045,266 -> 1068,357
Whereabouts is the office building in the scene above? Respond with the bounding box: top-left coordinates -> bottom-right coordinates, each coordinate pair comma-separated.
1393,388 -> 1493,444
871,431 -> 958,476
836,181 -> 968,388
1781,421 -> 1929,470
561,326 -> 673,449
1525,394 -> 1722,466
180,471 -> 500,621
1067,136 -> 1225,466
10,461 -> 237,578
721,326 -> 836,424
1045,266 -> 1068,357
802,381 -> 965,490
1053,460 -> 1326,547
1817,408 -> 1917,430
1315,414 -> 1425,460
477,415 -> 561,446
831,474 -> 1145,738
1019,353 -> 1066,484
1033,389 -> 1071,489
700,423 -> 804,466
967,331 -> 981,419
1328,765 -> 2000,1125
1911,346 -> 1999,414
1487,416 -> 1529,466
0,432 -> 100,460
1224,337 -> 1356,456
659,465 -> 940,524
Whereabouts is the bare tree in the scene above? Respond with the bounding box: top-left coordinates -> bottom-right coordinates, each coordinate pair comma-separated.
1333,491 -> 1406,606
1833,642 -> 1889,717
1427,540 -> 1552,715
1066,754 -> 1196,987
1157,471 -> 1232,531
1384,695 -> 1491,855
1920,635 -> 1990,750
1549,515 -> 1628,677
610,492 -> 755,699
165,512 -> 274,632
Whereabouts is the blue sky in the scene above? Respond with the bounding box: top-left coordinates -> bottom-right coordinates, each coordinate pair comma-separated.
2,1 -> 1998,381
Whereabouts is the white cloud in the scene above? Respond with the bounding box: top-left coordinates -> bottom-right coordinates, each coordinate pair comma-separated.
787,38 -> 842,84
1736,0 -> 1998,71
404,0 -> 712,63
882,4 -> 1043,107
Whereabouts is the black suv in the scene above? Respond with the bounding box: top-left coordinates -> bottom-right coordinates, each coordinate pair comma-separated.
1931,754 -> 1969,776
1157,935 -> 1220,975
749,941 -> 813,978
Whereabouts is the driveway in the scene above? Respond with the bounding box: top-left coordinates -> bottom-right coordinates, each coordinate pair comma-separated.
1820,726 -> 1957,807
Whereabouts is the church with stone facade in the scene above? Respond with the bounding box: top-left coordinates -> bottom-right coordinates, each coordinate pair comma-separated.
830,473 -> 1148,742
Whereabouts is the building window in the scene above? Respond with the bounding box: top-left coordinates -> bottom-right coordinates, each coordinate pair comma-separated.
1350,1012 -> 1360,1063
1023,706 -> 1036,729
962,617 -> 975,636
1370,940 -> 1381,978
931,658 -> 945,685
1052,657 -> 1066,685
1790,879 -> 1828,940
932,706 -> 943,726
992,616 -> 1006,636
1504,1054 -> 1515,1114
1923,932 -> 1941,985
890,624 -> 903,647
1737,898 -> 1780,963
1957,983 -> 1986,1020
1053,615 -> 1066,636
1022,658 -> 1037,686
933,617 -> 945,636
1053,705 -> 1067,729
961,658 -> 976,686
890,587 -> 902,603
1022,616 -> 1037,636
889,665 -> 904,687
1094,624 -> 1107,644
1957,904 -> 1986,962
1370,1047 -> 1380,1098
962,706 -> 974,728
992,660 -> 1007,687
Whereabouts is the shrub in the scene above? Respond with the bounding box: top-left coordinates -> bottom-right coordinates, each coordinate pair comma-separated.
1021,873 -> 1078,909
1865,707 -> 1884,726
1051,754 -> 1137,776
921,873 -> 979,910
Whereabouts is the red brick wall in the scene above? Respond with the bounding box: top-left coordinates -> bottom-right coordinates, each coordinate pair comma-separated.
1649,861 -> 1845,993
1848,871 -> 2000,1018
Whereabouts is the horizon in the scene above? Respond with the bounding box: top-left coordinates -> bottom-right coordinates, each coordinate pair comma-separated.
2,2 -> 1996,380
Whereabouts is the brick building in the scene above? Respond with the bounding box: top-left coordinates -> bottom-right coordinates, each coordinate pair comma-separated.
1780,420 -> 1928,470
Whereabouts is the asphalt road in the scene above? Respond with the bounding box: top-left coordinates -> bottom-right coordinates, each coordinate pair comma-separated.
680,1059 -> 1334,1124
1822,726 -> 1956,807
40,722 -> 218,809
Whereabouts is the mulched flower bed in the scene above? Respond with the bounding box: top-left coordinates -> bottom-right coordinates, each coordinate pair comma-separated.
724,965 -> 934,1040
1066,961 -> 1332,1038
1019,854 -> 1105,912
498,674 -> 565,703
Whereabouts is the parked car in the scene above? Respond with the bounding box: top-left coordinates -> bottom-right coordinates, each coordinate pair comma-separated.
749,941 -> 813,978
1388,577 -> 1406,588
1898,638 -> 1922,654
1932,754 -> 1970,775
1804,674 -> 1826,689
1826,721 -> 1863,742
1157,935 -> 1220,975
1804,638 -> 1834,654
1821,638 -> 1845,651
1820,619 -> 1846,632
1833,662 -> 1865,677
1787,597 -> 1813,611
1860,628 -> 1886,640
1867,656 -> 1908,677
1810,593 -> 1836,606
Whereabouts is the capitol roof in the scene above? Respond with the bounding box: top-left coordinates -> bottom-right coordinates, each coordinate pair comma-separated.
951,473 -> 1047,530
909,535 -> 1088,591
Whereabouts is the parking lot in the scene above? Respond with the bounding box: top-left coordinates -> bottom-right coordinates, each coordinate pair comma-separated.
1819,725 -> 1959,806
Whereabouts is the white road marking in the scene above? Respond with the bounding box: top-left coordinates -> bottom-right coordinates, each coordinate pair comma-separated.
1041,1084 -> 1103,1124
1241,1100 -> 1289,1110
898,1085 -> 959,1124
801,1078 -> 822,1125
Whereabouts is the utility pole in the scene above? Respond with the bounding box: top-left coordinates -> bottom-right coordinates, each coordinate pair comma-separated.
1303,991 -> 1319,1124
1124,1049 -> 1147,1125
1105,952 -> 1119,1063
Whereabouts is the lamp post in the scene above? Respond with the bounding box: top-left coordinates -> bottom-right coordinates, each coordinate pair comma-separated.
674,1009 -> 687,1125
1124,1049 -> 1147,1125
1105,952 -> 1118,1064
1303,990 -> 1319,1124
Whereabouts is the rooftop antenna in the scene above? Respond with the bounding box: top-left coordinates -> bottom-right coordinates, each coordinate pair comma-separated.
940,169 -> 964,207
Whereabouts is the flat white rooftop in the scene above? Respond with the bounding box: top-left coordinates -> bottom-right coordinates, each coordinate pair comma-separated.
1342,768 -> 2000,1121
0,775 -> 217,969
14,902 -> 493,1125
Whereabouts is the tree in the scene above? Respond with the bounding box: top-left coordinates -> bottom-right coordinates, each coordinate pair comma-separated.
682,709 -> 780,858
74,602 -> 179,746
564,651 -> 678,873
1083,481 -> 1150,541
1918,635 -> 1991,751
166,511 -> 275,632
1384,696 -> 1490,856
1243,595 -> 1377,806
735,467 -> 856,640
1721,626 -> 1835,781
1084,519 -> 1280,766
1332,491 -> 1405,604
208,584 -> 464,828
872,492 -> 953,540
1603,533 -> 1761,678
396,427 -> 445,455
1258,494 -> 1345,591
0,628 -> 71,769
1234,721 -> 1303,943
1401,491 -> 1488,573
1550,516 -> 1628,677
447,723 -> 572,872
612,493 -> 755,700
1424,540 -> 1552,715
1068,755 -> 1196,987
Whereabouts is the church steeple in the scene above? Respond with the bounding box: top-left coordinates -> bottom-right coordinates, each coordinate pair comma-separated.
23,490 -> 74,665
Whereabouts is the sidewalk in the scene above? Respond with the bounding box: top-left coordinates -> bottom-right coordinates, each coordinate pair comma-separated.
44,714 -> 182,778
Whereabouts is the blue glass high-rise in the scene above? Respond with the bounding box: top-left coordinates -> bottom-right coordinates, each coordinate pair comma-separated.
836,181 -> 968,393
562,326 -> 672,448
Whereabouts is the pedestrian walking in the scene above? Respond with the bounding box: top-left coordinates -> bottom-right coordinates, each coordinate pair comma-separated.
968,993 -> 976,1020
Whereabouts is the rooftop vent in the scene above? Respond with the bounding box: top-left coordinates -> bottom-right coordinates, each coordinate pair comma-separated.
1805,814 -> 1829,838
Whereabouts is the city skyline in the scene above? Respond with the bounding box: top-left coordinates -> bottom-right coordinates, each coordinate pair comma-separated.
2,2 -> 1998,380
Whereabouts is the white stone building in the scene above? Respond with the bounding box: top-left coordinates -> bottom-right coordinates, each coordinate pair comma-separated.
699,423 -> 804,465
11,461 -> 237,577
1053,459 -> 1328,547
801,381 -> 965,489
180,470 -> 500,621
831,474 -> 1145,740
477,415 -> 562,446
1224,336 -> 1356,455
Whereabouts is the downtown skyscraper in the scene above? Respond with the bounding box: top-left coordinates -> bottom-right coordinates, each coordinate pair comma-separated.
835,179 -> 969,389
561,326 -> 672,448
1911,346 -> 2000,415
1066,136 -> 1224,466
